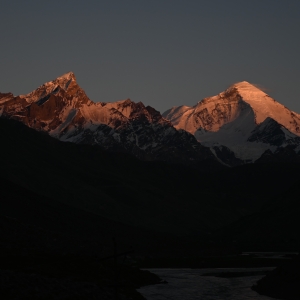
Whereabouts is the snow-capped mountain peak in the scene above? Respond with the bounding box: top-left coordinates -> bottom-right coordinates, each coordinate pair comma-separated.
232,81 -> 267,96
56,71 -> 76,81
19,71 -> 77,103
163,81 -> 300,162
226,81 -> 298,129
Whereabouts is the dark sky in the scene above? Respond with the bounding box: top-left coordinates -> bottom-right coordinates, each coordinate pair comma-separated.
1,0 -> 300,113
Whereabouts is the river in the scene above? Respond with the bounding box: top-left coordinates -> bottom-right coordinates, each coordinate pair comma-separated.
138,267 -> 276,300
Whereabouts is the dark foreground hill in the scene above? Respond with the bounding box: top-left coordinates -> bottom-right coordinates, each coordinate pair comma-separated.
252,255 -> 300,300
211,176 -> 300,251
0,177 -> 164,299
1,117 -> 300,298
0,117 -> 244,237
1,117 -> 300,249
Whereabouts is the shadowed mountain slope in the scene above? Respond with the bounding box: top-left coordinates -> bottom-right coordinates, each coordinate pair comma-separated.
0,117 -> 241,237
1,117 -> 300,247
211,175 -> 300,251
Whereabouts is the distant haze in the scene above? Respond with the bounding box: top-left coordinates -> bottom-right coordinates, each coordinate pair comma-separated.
1,0 -> 300,113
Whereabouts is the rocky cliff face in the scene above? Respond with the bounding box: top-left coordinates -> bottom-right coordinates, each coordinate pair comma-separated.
0,72 -> 216,165
163,82 -> 300,163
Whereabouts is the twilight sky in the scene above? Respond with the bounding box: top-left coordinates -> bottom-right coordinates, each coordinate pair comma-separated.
1,0 -> 300,113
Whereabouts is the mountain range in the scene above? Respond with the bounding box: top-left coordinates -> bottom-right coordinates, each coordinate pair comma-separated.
1,73 -> 300,166
1,73 -> 300,245
1,72 -> 300,298
0,72 -> 215,167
